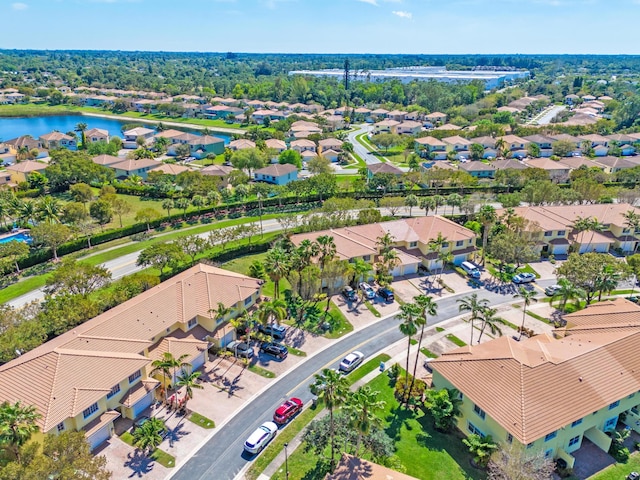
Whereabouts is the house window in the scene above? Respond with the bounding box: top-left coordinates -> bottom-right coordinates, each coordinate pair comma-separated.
57,422 -> 65,433
568,435 -> 580,447
629,393 -> 636,399
527,442 -> 535,449
128,370 -> 141,384
442,242 -> 449,249
244,296 -> 252,306
544,449 -> 553,459
467,421 -> 485,437
506,433 -> 513,444
83,402 -> 99,419
623,228 -> 631,234
106,384 -> 121,399
363,255 -> 371,261
409,242 -> 418,248
557,230 -> 566,236
604,416 -> 618,431
473,404 -> 486,420
571,418 -> 583,427
458,392 -> 464,400
188,318 -> 197,328
544,231 -> 552,237
609,400 -> 620,410
545,431 -> 557,442
456,240 -> 463,247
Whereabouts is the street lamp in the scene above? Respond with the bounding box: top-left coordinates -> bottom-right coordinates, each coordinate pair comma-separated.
257,192 -> 264,238
284,442 -> 289,480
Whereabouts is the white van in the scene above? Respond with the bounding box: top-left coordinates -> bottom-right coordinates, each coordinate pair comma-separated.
461,261 -> 481,279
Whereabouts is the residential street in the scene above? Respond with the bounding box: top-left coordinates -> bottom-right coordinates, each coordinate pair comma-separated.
346,124 -> 378,165
169,278 -> 556,480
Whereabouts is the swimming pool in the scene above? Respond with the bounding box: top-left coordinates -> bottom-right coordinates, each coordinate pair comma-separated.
0,232 -> 33,244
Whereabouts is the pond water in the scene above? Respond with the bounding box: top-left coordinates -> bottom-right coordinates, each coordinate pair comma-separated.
0,114 -> 231,144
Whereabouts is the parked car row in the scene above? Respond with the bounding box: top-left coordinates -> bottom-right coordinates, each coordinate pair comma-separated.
339,282 -> 395,304
244,397 -> 304,454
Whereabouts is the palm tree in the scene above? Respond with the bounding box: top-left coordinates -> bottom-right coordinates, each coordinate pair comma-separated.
404,194 -> 418,217
398,302 -> 421,405
257,298 -> 287,341
317,235 -> 337,268
463,434 -> 498,468
375,232 -> 395,255
19,200 -> 36,226
133,417 -> 167,454
75,122 -> 88,149
348,257 -> 373,288
432,194 -> 445,215
411,295 -> 437,395
296,239 -> 320,268
419,196 -> 436,217
514,287 -> 537,340
344,386 -> 386,455
446,193 -> 463,216
476,205 -> 497,266
150,352 -> 190,404
264,247 -> 290,299
623,209 -> 640,253
436,250 -> 453,281
209,301 -> 231,325
175,370 -> 203,411
595,264 -> 622,302
309,368 -> 349,470
476,306 -> 505,343
552,278 -> 585,311
0,401 -> 41,462
494,138 -> 507,156
154,136 -> 171,153
457,293 -> 489,345
162,199 -> 174,217
36,195 -> 62,224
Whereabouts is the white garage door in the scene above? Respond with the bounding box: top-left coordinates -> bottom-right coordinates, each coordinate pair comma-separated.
594,244 -> 609,253
220,329 -> 235,348
132,391 -> 155,418
190,351 -> 206,371
403,263 -> 418,276
391,265 -> 402,277
88,425 -> 111,451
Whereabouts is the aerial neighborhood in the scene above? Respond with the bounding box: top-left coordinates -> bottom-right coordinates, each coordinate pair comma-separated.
2,49 -> 640,480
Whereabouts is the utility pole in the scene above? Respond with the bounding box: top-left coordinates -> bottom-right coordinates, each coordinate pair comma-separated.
343,58 -> 350,91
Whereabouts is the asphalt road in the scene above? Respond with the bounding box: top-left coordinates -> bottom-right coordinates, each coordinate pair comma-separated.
531,105 -> 566,125
346,124 -> 378,165
170,278 -> 557,480
6,218 -> 285,309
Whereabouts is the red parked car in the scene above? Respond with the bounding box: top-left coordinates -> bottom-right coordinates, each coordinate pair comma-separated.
273,398 -> 303,425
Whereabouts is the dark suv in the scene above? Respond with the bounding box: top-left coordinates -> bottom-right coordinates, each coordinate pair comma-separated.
341,286 -> 358,302
377,287 -> 395,303
257,324 -> 287,339
260,342 -> 288,359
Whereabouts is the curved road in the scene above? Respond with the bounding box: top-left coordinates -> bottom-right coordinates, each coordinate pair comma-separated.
347,124 -> 378,165
169,278 -> 556,480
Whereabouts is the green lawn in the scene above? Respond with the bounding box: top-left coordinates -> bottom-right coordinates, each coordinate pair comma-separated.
363,300 -> 381,317
346,354 -> 391,384
324,301 -> 354,339
188,412 -> 215,429
119,431 -> 175,468
0,273 -> 51,304
446,334 -> 467,347
249,364 -> 276,378
271,374 -> 485,480
589,451 -> 640,480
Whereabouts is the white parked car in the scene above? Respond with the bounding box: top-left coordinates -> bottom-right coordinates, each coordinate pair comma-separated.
244,421 -> 278,454
339,351 -> 365,373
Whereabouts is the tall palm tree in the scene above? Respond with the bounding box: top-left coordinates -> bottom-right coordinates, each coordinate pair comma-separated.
514,287 -> 537,340
457,293 -> 489,345
411,295 -> 437,395
264,247 -> 290,299
133,417 -> 167,455
347,257 -> 373,288
623,209 -> 640,253
419,196 -> 436,217
344,386 -> 386,455
317,235 -> 337,268
175,370 -> 203,411
297,239 -> 320,268
476,205 -> 497,266
375,232 -> 395,255
476,306 -> 505,343
398,302 -> 421,405
75,122 -> 88,149
36,195 -> 62,224
0,401 -> 41,462
432,194 -> 445,215
150,352 -> 190,404
446,193 -> 462,216
552,278 -> 585,311
310,368 -> 349,470
257,298 -> 287,341
16,146 -> 29,162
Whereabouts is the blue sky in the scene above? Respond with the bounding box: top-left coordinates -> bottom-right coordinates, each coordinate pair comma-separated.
1,0 -> 638,54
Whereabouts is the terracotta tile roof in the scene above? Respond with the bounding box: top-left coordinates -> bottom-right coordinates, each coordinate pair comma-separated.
6,161 -> 48,173
491,159 -> 527,170
148,336 -> 208,366
415,136 -> 446,147
442,135 -> 471,146
149,163 -> 191,175
265,139 -> 287,150
434,123 -> 462,131
121,379 -> 160,409
425,111 -> 446,119
83,411 -> 121,438
110,158 -> 159,171
200,164 -> 234,176
367,163 -> 403,175
523,158 -> 570,171
561,298 -> 640,334
327,454 -> 419,480
92,154 -> 123,166
5,136 -> 40,149
376,119 -> 400,127
291,139 -> 316,148
319,138 -> 343,148
228,139 -> 256,150
124,127 -> 154,137
469,136 -> 496,148
459,162 -> 495,172
154,129 -> 184,139
0,264 -> 260,432
557,157 -> 603,170
431,328 -> 640,444
40,131 -> 74,141
85,128 -> 108,137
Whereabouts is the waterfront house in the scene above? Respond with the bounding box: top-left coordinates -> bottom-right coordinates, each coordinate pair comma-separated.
84,128 -> 110,144
39,132 -> 77,151
228,139 -> 256,151
123,127 -> 155,149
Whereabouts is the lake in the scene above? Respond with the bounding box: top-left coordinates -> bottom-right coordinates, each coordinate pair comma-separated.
0,114 -> 231,144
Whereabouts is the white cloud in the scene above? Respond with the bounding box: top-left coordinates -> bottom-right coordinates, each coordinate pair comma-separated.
356,0 -> 378,5
392,10 -> 412,18
12,2 -> 28,10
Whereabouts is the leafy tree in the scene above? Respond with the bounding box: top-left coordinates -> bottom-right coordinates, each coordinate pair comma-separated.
174,143 -> 191,160
278,149 -> 302,168
137,242 -> 185,274
0,401 -> 41,462
424,388 -> 462,432
30,223 -> 71,261
556,253 -> 629,303
38,293 -> 101,337
463,434 -> 498,468
231,148 -> 266,176
488,443 -> 555,480
307,156 -> 333,175
309,368 -> 349,470
175,235 -> 208,264
68,182 -> 93,206
108,197 -> 131,229
62,202 -> 89,226
45,149 -> 113,192
132,417 -> 167,454
371,133 -> 401,153
0,240 -> 29,274
135,207 -> 161,231
175,370 -> 203,411
248,260 -> 267,280
45,258 -> 111,297
380,196 -> 404,217
469,143 -> 485,161
552,140 -> 576,157
89,199 -> 113,229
